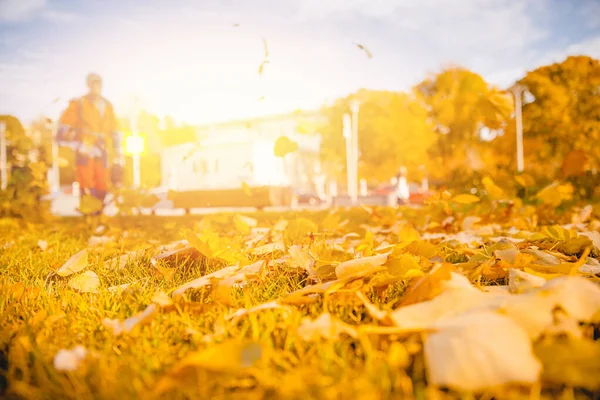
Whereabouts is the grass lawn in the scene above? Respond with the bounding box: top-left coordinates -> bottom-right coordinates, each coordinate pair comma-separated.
1,204 -> 599,399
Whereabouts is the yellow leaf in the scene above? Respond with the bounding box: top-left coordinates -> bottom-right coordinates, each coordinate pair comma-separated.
56,249 -> 88,277
288,245 -> 316,274
451,193 -> 480,204
79,194 -> 104,215
285,217 -> 318,243
234,214 -> 257,235
335,252 -> 390,279
241,181 -> 252,196
535,337 -> 600,390
397,224 -> 420,248
185,230 -> 213,258
68,270 -> 100,293
156,339 -> 262,395
535,182 -> 574,207
399,263 -> 454,306
273,135 -> 298,157
482,176 -> 505,200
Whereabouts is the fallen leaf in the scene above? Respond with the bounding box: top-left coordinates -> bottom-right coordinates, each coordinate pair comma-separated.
53,345 -> 87,371
297,313 -> 358,341
38,239 -> 48,251
288,245 -> 316,275
508,269 -> 546,293
56,249 -> 88,277
482,176 -> 505,201
250,241 -> 284,255
535,338 -> 600,391
399,263 -> 454,307
335,252 -> 390,279
103,303 -> 158,336
68,270 -> 100,293
424,311 -> 541,391
87,235 -> 113,247
172,266 -> 239,298
151,291 -> 174,308
451,194 -> 480,204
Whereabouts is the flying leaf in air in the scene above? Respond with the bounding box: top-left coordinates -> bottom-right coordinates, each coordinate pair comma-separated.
451,193 -> 480,204
241,181 -> 252,196
481,176 -> 505,200
273,135 -> 298,157
353,42 -> 373,58
56,249 -> 88,277
68,270 -> 100,293
424,311 -> 542,391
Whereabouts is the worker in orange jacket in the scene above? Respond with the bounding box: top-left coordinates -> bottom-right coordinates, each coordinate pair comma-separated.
58,73 -> 124,213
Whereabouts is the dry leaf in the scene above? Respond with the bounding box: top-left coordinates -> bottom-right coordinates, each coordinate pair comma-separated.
38,239 -> 48,252
399,263 -> 454,306
288,245 -> 317,275
335,252 -> 390,279
424,311 -> 541,391
452,194 -> 480,204
68,270 -> 100,293
508,269 -> 546,293
151,291 -> 174,308
56,249 -> 88,277
297,313 -> 358,341
53,345 -> 87,371
172,266 -> 239,298
103,303 -> 158,336
250,241 -> 284,255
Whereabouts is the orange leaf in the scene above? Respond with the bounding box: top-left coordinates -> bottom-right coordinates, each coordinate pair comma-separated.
399,263 -> 454,307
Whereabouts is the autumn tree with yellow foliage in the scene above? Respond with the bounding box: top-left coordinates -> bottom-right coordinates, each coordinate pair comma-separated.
320,89 -> 436,184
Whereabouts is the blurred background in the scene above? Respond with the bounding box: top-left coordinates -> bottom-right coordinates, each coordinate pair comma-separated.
0,0 -> 599,216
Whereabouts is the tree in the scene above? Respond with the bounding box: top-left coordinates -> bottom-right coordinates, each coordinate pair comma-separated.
0,115 -> 50,219
319,89 -> 436,184
413,67 -> 513,183
518,56 -> 600,180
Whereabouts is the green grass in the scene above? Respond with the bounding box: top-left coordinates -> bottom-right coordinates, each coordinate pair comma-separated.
0,207 -> 599,399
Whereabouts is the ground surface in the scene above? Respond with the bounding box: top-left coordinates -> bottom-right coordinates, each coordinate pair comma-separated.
1,202 -> 600,399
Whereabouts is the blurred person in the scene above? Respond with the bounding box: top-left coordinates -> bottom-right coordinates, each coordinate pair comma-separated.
396,166 -> 410,205
57,73 -> 124,214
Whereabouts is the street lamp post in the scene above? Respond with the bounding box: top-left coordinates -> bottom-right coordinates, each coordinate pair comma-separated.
126,134 -> 144,188
349,100 -> 360,205
509,84 -> 525,173
342,113 -> 352,202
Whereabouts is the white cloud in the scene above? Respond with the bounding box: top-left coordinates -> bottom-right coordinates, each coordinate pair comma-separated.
0,0 -> 46,21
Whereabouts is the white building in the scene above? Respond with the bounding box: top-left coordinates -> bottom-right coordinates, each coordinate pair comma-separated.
161,112 -> 324,194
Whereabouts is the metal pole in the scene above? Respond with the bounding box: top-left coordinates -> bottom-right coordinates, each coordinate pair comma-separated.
343,113 -> 351,201
349,101 -> 360,205
133,153 -> 141,188
52,127 -> 60,192
510,85 -> 525,173
0,122 -> 7,191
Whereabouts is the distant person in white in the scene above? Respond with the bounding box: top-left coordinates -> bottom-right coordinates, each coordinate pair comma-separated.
396,166 -> 410,205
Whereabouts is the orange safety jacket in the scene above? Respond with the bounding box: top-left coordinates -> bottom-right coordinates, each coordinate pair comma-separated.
58,95 -> 123,163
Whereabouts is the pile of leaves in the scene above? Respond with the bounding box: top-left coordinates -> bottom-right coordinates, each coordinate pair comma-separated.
1,186 -> 599,398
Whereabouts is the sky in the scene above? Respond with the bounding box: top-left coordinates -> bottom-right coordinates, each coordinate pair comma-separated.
0,0 -> 599,126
